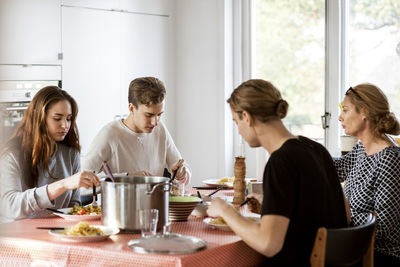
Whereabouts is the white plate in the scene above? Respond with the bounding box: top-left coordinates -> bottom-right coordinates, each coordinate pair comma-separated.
203,218 -> 232,231
49,225 -> 119,242
53,208 -> 101,221
202,178 -> 257,188
203,216 -> 260,232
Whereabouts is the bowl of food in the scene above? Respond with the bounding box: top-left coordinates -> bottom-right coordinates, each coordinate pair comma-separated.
169,195 -> 201,222
191,202 -> 210,217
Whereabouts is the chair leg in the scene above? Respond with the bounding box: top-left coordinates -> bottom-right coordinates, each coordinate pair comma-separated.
362,223 -> 376,267
310,227 -> 327,267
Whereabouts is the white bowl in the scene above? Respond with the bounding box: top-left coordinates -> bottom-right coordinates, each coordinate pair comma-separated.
191,202 -> 210,217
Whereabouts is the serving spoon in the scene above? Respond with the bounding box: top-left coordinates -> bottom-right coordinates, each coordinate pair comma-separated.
46,208 -> 66,214
92,185 -> 98,207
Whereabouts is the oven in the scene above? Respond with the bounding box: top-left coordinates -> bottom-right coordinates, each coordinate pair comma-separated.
0,80 -> 60,146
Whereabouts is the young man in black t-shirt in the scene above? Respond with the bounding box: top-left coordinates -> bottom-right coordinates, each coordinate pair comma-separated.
260,136 -> 348,266
207,79 -> 348,266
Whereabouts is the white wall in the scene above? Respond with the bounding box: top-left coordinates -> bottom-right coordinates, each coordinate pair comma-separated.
174,0 -> 260,187
174,0 -> 239,187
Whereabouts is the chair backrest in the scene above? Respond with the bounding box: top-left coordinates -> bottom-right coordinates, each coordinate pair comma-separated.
310,212 -> 377,267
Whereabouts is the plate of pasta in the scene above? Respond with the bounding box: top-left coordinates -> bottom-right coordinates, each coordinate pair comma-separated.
53,205 -> 101,221
49,222 -> 119,242
203,216 -> 260,232
203,217 -> 231,231
202,177 -> 257,188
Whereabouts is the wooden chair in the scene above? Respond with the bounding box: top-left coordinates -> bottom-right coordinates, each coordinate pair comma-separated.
310,212 -> 377,267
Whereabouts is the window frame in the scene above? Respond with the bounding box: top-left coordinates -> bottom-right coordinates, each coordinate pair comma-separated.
231,0 -> 350,176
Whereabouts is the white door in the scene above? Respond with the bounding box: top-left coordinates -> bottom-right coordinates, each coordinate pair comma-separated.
119,12 -> 174,130
62,6 -> 121,155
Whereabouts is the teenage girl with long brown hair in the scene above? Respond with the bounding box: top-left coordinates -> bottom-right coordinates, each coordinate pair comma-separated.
0,86 -> 99,222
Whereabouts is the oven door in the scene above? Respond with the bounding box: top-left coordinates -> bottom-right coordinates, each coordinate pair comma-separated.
0,80 -> 59,146
0,102 -> 29,145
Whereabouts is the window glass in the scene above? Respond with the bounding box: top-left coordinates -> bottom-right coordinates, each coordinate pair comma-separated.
255,0 -> 326,143
348,0 -> 400,121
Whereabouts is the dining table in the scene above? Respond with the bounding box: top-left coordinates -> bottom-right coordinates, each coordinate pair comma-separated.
0,189 -> 264,267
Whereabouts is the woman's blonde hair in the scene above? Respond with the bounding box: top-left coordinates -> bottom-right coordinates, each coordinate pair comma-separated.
346,83 -> 400,137
5,86 -> 80,186
227,79 -> 289,122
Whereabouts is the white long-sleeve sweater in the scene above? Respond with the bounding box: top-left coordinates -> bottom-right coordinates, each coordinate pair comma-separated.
82,120 -> 191,183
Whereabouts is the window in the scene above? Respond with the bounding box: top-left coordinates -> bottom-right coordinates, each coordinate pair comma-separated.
251,0 -> 400,152
254,0 -> 326,143
347,0 -> 400,119
235,0 -> 400,176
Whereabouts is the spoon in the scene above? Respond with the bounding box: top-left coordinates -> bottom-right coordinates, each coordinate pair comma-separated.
102,161 -> 115,182
169,168 -> 178,183
92,185 -> 98,208
196,191 -> 203,203
169,159 -> 184,183
46,208 -> 66,214
91,170 -> 98,207
207,186 -> 226,197
239,198 -> 251,207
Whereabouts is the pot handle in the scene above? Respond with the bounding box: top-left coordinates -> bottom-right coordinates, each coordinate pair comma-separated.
146,182 -> 170,195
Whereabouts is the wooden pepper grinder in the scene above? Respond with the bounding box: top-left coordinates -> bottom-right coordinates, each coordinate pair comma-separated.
233,156 -> 246,206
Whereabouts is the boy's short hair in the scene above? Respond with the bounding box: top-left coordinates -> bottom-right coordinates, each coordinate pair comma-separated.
128,77 -> 166,107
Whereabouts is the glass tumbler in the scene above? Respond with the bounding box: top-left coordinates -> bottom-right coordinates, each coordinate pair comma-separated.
139,209 -> 159,237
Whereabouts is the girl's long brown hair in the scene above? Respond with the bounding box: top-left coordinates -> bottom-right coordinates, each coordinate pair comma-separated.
6,86 -> 80,186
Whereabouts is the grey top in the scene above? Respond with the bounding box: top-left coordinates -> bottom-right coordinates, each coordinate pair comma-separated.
0,142 -> 81,223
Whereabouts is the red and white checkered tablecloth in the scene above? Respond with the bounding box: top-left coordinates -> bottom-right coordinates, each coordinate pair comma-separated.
0,189 -> 264,266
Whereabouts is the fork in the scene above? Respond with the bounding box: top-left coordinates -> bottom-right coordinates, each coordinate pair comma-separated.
92,185 -> 98,207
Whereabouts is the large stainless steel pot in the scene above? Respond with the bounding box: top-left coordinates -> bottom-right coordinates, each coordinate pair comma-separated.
101,176 -> 170,233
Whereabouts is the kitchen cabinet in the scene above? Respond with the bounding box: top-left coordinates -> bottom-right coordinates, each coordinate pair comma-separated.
0,0 -> 61,65
62,7 -> 121,154
62,5 -> 173,155
119,12 -> 172,118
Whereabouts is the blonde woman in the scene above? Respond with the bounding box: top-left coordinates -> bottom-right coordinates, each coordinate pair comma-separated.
0,86 -> 99,223
207,79 -> 347,266
336,83 -> 400,265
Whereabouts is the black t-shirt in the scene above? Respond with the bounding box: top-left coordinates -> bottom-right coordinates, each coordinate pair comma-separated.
261,136 -> 348,267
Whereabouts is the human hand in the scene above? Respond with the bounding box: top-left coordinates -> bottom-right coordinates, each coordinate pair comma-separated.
170,159 -> 188,182
64,171 -> 100,190
246,193 -> 263,214
207,197 -> 230,218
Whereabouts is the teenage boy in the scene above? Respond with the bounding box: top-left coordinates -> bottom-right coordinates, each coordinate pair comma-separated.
83,77 -> 191,184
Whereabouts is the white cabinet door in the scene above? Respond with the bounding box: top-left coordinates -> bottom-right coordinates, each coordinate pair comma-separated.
0,0 -> 61,65
62,6 -> 121,155
119,13 -> 174,121
62,5 -> 174,155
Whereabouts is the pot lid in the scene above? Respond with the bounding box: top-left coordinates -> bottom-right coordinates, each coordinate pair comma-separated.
128,233 -> 207,254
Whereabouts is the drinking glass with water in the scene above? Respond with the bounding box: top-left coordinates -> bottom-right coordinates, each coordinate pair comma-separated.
139,209 -> 159,237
